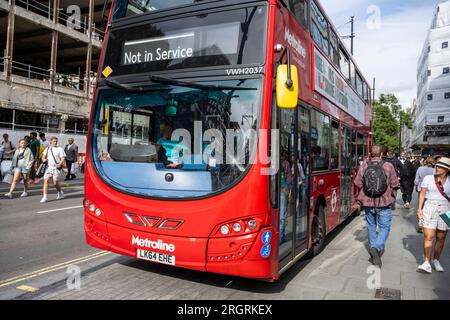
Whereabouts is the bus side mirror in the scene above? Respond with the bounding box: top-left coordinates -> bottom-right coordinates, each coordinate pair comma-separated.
276,64 -> 299,109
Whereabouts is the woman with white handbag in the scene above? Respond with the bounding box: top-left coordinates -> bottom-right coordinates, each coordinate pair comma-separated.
4,139 -> 34,199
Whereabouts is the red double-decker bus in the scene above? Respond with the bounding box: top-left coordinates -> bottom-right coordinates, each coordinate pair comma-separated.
84,0 -> 372,281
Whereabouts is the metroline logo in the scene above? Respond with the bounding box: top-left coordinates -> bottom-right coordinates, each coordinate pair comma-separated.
284,27 -> 306,59
132,235 -> 176,253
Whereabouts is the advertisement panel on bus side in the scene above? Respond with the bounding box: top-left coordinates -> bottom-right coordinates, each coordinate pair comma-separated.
313,47 -> 366,124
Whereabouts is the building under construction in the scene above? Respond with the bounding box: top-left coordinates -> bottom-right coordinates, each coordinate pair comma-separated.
0,0 -> 105,142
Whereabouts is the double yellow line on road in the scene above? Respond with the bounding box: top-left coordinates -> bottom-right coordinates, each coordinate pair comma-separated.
0,251 -> 111,289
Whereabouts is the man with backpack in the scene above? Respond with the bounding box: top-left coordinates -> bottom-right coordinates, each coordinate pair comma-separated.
355,145 -> 400,268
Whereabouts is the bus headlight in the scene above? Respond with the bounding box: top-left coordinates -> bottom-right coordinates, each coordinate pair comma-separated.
89,204 -> 96,212
247,219 -> 257,230
220,225 -> 230,235
232,223 -> 242,233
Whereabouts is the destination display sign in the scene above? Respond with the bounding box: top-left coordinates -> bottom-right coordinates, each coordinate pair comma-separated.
314,47 -> 366,124
102,6 -> 267,76
121,22 -> 240,66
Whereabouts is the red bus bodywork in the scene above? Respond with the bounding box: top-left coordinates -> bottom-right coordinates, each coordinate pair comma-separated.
84,0 -> 372,281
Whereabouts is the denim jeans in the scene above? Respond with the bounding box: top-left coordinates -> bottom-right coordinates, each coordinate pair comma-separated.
365,207 -> 393,251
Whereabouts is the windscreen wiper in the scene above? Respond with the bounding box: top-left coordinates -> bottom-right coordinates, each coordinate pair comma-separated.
149,75 -> 257,91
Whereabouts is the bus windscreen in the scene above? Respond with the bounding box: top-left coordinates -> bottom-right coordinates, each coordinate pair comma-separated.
103,6 -> 267,75
92,79 -> 261,199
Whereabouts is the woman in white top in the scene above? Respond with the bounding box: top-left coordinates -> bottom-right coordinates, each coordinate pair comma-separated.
414,157 -> 436,233
417,157 -> 450,274
40,137 -> 66,203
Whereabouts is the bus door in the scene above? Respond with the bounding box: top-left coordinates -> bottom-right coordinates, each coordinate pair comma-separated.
278,106 -> 309,269
295,106 -> 310,256
340,126 -> 352,221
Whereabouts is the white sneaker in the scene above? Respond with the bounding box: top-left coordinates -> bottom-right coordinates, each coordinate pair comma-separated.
56,192 -> 64,200
20,192 -> 28,198
40,197 -> 48,204
432,260 -> 444,272
418,261 -> 432,274
5,193 -> 12,199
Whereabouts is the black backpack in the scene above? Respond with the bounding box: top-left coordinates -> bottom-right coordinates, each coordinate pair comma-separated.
362,161 -> 388,198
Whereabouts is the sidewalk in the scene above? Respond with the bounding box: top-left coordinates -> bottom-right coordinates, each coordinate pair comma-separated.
269,193 -> 450,300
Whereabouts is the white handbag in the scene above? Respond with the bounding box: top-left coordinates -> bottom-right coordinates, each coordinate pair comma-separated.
1,160 -> 12,176
70,163 -> 79,174
2,172 -> 14,184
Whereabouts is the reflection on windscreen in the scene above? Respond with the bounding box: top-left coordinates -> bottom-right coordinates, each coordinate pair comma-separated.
94,79 -> 260,198
114,0 -> 211,19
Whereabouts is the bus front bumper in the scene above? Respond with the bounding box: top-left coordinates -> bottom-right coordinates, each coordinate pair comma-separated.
84,213 -> 276,280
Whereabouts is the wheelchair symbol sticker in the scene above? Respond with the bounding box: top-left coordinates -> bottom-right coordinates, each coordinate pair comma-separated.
261,231 -> 272,244
260,244 -> 271,258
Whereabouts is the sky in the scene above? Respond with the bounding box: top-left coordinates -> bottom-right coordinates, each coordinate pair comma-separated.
320,0 -> 446,108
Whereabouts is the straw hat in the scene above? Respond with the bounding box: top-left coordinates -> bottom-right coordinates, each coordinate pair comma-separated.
436,157 -> 450,171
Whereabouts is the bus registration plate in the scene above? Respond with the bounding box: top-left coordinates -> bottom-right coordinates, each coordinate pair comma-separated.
137,249 -> 176,266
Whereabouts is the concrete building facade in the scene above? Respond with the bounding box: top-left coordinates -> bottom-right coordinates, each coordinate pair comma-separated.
0,0 -> 106,151
414,0 -> 450,147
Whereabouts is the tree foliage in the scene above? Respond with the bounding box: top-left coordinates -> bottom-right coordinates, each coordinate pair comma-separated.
372,94 -> 412,153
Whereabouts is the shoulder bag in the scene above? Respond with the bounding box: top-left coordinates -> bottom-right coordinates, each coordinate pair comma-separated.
435,176 -> 450,227
36,148 -> 50,178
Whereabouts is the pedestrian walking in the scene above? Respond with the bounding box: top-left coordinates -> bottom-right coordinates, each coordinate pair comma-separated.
399,151 -> 407,165
399,158 -> 417,209
1,133 -> 16,162
415,157 -> 436,233
39,132 -> 50,150
28,132 -> 40,182
355,145 -> 400,268
4,139 -> 34,199
40,137 -> 66,203
64,138 -> 79,181
417,157 -> 450,274
382,146 -> 401,210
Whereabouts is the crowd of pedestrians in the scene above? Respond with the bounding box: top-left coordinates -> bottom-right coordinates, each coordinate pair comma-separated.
355,145 -> 450,274
1,132 -> 79,203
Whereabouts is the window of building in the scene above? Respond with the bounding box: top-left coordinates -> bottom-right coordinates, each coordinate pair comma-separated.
443,41 -> 449,49
427,70 -> 431,77
311,109 -> 330,171
445,92 -> 450,99
427,94 -> 433,101
329,30 -> 340,67
287,0 -> 309,29
444,67 -> 450,74
65,117 -> 89,134
311,0 -> 329,56
331,121 -> 339,170
0,108 -> 14,129
438,116 -> 445,123
339,48 -> 350,80
428,45 -> 431,53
